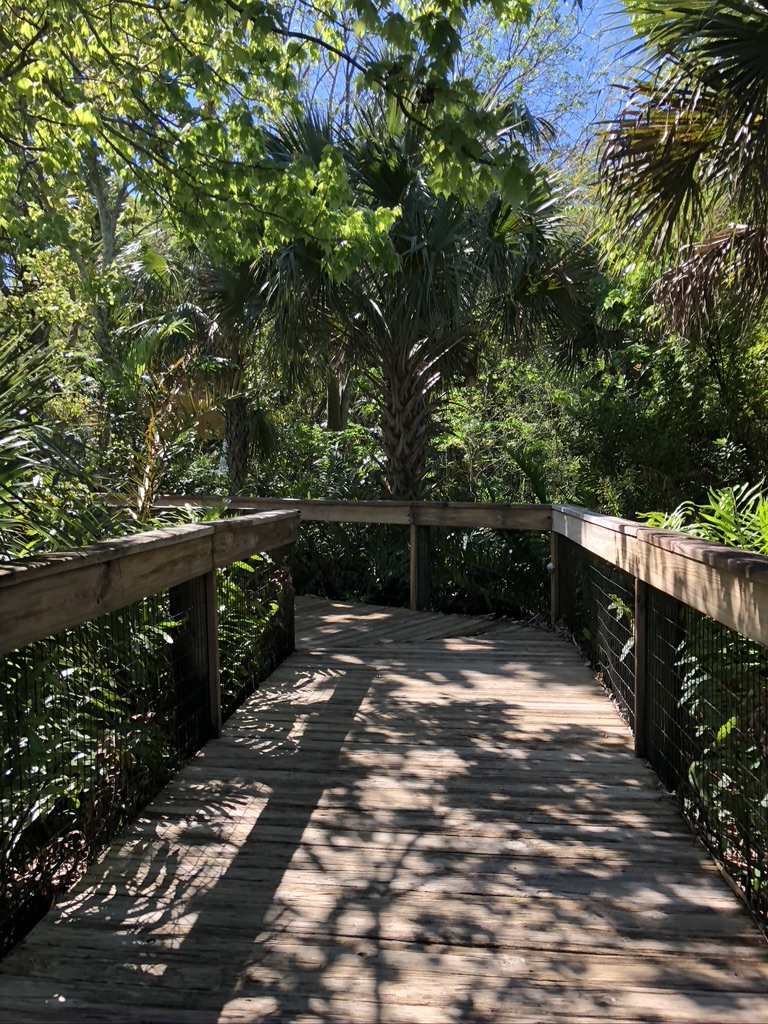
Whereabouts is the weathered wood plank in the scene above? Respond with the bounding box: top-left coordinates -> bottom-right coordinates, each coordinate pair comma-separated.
6,939 -> 768,995
154,494 -> 552,531
210,510 -> 300,568
552,504 -> 768,648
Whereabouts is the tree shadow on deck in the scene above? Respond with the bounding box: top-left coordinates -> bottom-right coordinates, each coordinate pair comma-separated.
2,631 -> 768,1022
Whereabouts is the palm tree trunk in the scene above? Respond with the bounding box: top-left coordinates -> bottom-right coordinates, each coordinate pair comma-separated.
225,394 -> 249,493
326,370 -> 346,431
380,360 -> 431,500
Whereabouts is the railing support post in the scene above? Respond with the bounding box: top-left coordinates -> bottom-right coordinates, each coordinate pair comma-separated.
549,530 -> 561,627
409,524 -> 431,611
634,578 -> 648,758
204,570 -> 222,738
169,570 -> 221,753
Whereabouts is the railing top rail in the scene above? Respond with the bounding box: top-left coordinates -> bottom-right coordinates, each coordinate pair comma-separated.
553,503 -> 768,649
0,520 -> 216,587
86,494 -> 768,648
0,510 -> 300,657
151,495 -> 552,531
553,503 -> 768,582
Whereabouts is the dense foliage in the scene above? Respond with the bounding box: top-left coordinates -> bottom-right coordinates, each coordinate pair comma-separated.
4,0 -> 768,958
2,0 -> 767,584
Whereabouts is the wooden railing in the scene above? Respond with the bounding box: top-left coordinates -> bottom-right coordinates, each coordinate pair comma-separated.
153,496 -> 768,938
0,509 -> 300,731
551,503 -> 768,649
11,493 -> 767,740
6,496 -> 768,936
549,503 -> 768,749
153,495 -> 551,612
153,496 -> 768,649
0,508 -> 301,955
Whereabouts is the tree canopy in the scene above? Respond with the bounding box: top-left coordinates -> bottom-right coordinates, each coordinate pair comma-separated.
7,0 -> 768,539
1,0 -> 549,269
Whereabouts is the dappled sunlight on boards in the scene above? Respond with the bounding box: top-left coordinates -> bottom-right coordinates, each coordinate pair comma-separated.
1,596 -> 767,1022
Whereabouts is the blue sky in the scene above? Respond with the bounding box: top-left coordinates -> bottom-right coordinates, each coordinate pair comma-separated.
555,0 -> 638,151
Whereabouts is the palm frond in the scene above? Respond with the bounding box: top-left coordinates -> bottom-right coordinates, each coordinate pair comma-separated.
655,224 -> 768,336
601,0 -> 768,327
604,2 -> 768,235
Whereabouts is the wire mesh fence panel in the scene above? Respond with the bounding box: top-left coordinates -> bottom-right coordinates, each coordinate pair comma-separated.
0,558 -> 295,956
217,555 -> 294,720
0,592 -> 205,956
292,521 -> 409,607
291,520 -> 549,618
645,587 -> 768,934
558,537 -> 636,729
430,529 -> 550,618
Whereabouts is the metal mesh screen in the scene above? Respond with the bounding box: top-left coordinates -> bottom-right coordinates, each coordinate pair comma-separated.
558,536 -> 768,936
218,555 -> 294,719
0,555 -> 295,957
292,521 -> 408,607
291,521 -> 549,618
0,593 -> 195,956
558,536 -> 636,729
430,529 -> 549,618
645,588 -> 768,931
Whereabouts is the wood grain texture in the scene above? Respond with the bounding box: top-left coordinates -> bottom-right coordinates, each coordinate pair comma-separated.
552,505 -> 768,648
153,495 -> 553,531
409,524 -> 431,611
1,596 -> 766,1023
0,511 -> 299,655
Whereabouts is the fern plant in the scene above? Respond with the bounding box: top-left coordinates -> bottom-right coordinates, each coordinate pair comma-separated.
639,482 -> 768,555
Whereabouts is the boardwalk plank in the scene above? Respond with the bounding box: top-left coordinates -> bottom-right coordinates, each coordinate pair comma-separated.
1,594 -> 767,1022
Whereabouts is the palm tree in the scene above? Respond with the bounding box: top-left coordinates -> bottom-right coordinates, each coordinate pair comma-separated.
601,0 -> 768,331
344,100 -> 591,499
206,99 -> 594,500
344,107 -> 476,497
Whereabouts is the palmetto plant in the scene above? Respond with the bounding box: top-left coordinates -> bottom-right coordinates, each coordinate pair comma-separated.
640,481 -> 768,555
345,105 -> 481,497
602,0 -> 768,332
104,232 -> 277,503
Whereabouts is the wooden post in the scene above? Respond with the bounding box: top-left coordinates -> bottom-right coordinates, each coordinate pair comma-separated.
644,588 -> 687,791
275,547 -> 296,659
549,530 -> 560,627
205,570 -> 222,738
633,578 -> 648,759
409,524 -> 431,611
169,570 -> 221,754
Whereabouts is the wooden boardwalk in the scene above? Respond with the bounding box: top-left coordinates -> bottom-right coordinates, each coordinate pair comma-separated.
1,596 -> 768,1022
